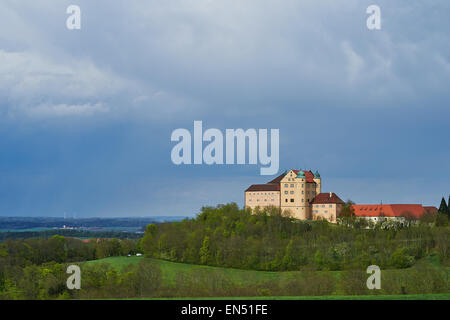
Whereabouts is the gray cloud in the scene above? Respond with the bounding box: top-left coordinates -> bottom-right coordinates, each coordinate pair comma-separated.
0,1 -> 449,216
2,0 -> 449,122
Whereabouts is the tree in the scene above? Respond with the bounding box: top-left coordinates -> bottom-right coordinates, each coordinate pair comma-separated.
120,239 -> 136,256
435,212 -> 449,227
199,236 -> 211,265
337,200 -> 356,227
390,247 -> 415,268
435,229 -> 449,263
20,265 -> 41,299
282,240 -> 295,270
142,224 -> 158,256
438,197 -> 448,214
339,200 -> 356,217
314,250 -> 325,270
46,235 -> 67,263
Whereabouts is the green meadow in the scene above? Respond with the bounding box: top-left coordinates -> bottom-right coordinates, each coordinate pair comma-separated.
85,256 -> 450,300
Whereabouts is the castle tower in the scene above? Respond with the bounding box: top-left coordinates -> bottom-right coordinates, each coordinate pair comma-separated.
295,170 -> 309,219
313,170 -> 322,195
246,168 -> 323,221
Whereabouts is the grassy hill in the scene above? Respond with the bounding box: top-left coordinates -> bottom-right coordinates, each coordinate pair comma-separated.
86,256 -> 336,285
84,256 -> 450,299
130,293 -> 450,300
86,256 -> 312,286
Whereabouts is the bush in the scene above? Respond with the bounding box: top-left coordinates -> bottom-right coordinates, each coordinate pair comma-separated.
280,272 -> 336,296
339,269 -> 371,295
390,248 -> 415,269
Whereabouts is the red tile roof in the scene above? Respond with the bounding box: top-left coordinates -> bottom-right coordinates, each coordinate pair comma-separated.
424,206 -> 438,213
304,170 -> 316,183
268,169 -> 316,184
245,184 -> 280,192
311,192 -> 344,204
352,204 -> 430,219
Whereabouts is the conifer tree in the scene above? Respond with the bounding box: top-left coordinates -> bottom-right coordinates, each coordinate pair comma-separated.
438,197 -> 448,214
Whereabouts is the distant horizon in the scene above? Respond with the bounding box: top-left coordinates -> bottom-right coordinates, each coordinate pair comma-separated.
0,199 -> 441,219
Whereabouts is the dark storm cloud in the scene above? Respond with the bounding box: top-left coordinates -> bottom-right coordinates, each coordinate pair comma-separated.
0,1 -> 449,216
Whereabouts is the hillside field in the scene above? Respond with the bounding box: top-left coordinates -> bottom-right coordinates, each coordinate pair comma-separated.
84,256 -> 450,300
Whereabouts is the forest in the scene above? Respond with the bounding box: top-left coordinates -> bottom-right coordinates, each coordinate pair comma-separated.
141,203 -> 449,271
0,202 -> 448,299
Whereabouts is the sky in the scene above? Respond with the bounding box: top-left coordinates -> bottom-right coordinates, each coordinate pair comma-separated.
0,0 -> 449,217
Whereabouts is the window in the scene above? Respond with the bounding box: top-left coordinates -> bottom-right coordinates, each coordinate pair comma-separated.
285,199 -> 288,203
290,184 -> 294,188
290,199 -> 294,202
302,191 -> 304,194
329,205 -> 332,208
290,191 -> 294,194
325,210 -> 328,213
264,199 -> 267,202
322,205 -> 325,207
284,191 -> 288,195
302,199 -> 304,202
284,184 -> 288,187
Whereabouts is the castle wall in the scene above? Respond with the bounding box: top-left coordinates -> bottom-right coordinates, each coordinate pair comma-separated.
245,191 -> 280,209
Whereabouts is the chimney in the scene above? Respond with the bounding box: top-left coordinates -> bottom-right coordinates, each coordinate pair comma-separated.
329,192 -> 332,198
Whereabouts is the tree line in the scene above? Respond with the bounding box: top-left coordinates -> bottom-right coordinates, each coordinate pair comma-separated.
0,201 -> 448,299
1,258 -> 447,299
141,203 -> 449,271
0,229 -> 142,241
